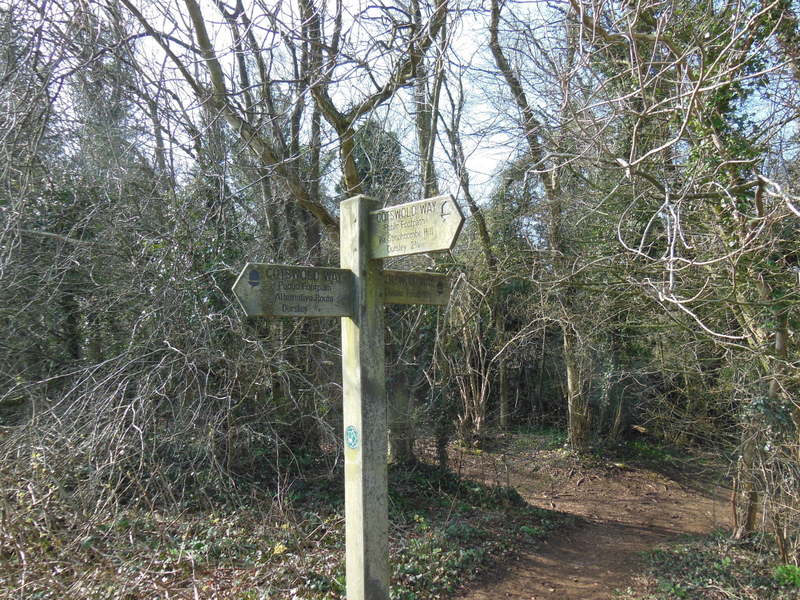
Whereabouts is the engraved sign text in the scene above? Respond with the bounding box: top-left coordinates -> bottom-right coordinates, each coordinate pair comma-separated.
369,194 -> 464,259
232,264 -> 355,317
384,270 -> 450,305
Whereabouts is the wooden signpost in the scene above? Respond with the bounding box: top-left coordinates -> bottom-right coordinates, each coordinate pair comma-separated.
232,194 -> 464,600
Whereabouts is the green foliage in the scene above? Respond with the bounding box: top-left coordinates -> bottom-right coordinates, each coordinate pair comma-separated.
744,396 -> 796,436
392,518 -> 489,599
620,531 -> 798,600
519,524 -> 546,538
510,427 -> 568,451
389,462 -> 526,512
774,564 -> 800,588
443,520 -> 483,542
611,440 -> 683,464
336,119 -> 411,203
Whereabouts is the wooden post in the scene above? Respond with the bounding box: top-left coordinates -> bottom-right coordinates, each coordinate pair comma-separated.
232,193 -> 463,600
340,195 -> 389,600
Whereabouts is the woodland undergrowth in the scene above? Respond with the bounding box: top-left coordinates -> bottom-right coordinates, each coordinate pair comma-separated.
0,440 -> 568,600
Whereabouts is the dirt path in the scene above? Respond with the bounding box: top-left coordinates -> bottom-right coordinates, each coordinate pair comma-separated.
453,448 -> 732,600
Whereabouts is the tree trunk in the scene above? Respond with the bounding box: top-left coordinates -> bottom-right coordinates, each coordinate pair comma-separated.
498,361 -> 509,429
564,327 -> 589,451
388,371 -> 416,465
60,268 -> 82,363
